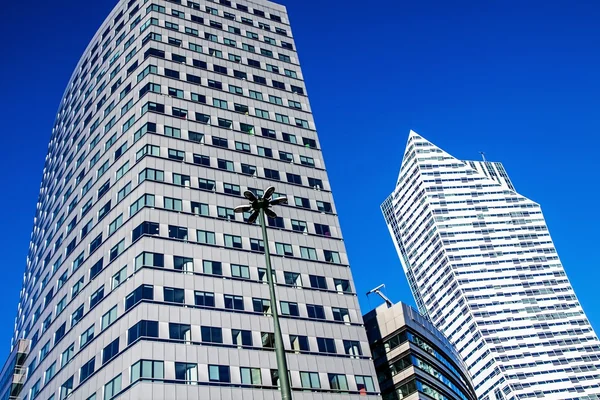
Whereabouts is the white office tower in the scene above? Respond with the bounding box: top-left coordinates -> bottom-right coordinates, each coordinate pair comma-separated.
8,0 -> 379,399
381,131 -> 600,400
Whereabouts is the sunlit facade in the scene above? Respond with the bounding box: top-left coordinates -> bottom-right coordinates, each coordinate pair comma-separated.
9,1 -> 378,399
382,131 -> 600,400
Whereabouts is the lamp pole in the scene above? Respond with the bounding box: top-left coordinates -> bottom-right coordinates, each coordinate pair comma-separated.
235,187 -> 292,400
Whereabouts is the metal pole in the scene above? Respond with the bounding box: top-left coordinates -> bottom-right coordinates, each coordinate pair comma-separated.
259,208 -> 292,400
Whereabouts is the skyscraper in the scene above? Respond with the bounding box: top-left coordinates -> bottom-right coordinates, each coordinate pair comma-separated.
382,131 -> 600,400
9,0 -> 378,398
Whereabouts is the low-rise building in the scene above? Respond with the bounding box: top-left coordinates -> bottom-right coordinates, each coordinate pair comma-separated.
364,302 -> 476,400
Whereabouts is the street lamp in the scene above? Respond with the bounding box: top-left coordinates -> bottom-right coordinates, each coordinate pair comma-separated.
234,186 -> 292,400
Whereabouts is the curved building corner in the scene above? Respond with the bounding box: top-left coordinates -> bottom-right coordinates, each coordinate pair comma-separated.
364,302 -> 477,400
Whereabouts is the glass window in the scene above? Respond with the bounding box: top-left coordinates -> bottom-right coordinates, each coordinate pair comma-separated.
197,230 -> 216,244
135,252 -> 164,270
224,234 -> 243,248
231,264 -> 250,279
175,362 -> 198,383
335,279 -> 352,293
164,287 -> 185,303
290,219 -> 307,233
240,367 -> 262,385
102,338 -> 119,364
300,372 -> 320,389
61,344 -> 74,368
307,304 -> 325,319
224,294 -> 244,310
290,335 -> 309,352
104,374 -> 121,400
317,337 -> 336,353
131,360 -> 163,382
309,275 -> 328,289
300,246 -> 318,260
203,260 -> 222,275
169,323 -> 192,341
60,376 -> 74,400
101,306 -> 118,330
253,298 -> 271,314
191,201 -> 209,216
324,250 -> 341,263
128,320 -> 159,345
208,365 -> 230,383
280,301 -> 299,316
343,340 -> 362,357
275,242 -> 293,256
194,291 -> 215,307
232,329 -> 252,347
125,284 -> 154,311
112,266 -> 127,290
328,374 -> 349,391
201,326 -> 223,343
174,256 -> 194,273
355,376 -> 375,393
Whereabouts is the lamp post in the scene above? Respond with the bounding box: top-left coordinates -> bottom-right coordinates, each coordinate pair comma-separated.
234,186 -> 292,400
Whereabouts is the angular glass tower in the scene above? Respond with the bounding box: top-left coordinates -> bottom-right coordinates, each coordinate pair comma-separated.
382,131 -> 600,400
10,1 -> 378,399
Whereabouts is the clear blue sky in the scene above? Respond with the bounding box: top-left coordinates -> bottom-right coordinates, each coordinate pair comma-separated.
1,0 -> 599,357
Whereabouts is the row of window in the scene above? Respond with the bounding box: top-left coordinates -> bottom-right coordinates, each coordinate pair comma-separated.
33,245 -> 353,346
28,280 -> 369,398
36,171 -> 330,295
38,143 -> 331,276
40,45 -> 316,228
143,4 -> 294,52
140,21 -> 297,71
57,4 -> 298,141
141,37 -> 303,92
127,215 -> 343,260
45,98 -> 317,232
136,142 -> 322,187
30,148 -> 332,307
371,328 -> 467,387
141,90 -> 308,128
150,139 -> 317,170
59,0 -> 290,120
39,56 -> 316,238
37,104 -> 320,261
141,70 -> 304,117
47,182 -> 335,277
132,191 -> 334,235
43,357 -> 375,400
377,354 -> 472,400
135,163 -> 330,203
27,239 -> 353,373
31,237 -> 352,348
45,7 -> 304,208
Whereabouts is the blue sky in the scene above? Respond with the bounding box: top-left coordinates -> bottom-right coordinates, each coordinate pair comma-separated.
1,0 -> 600,358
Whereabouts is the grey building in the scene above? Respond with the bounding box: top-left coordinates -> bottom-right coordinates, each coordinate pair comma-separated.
364,302 -> 476,400
0,340 -> 29,400
9,0 -> 378,399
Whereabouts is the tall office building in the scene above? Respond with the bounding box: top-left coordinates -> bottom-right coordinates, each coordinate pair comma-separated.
382,131 -> 600,400
9,0 -> 379,399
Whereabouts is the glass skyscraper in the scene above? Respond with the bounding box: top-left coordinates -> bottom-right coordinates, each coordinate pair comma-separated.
9,0 -> 378,398
382,131 -> 600,400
